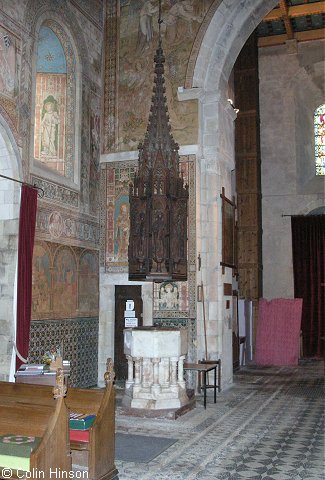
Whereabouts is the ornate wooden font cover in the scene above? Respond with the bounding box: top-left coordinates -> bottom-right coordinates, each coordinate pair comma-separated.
128,37 -> 188,282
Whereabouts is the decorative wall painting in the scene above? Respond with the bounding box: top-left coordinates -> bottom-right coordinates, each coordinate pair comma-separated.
0,26 -> 17,99
34,26 -> 67,175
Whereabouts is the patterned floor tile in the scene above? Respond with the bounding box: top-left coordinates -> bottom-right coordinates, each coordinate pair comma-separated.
115,361 -> 325,480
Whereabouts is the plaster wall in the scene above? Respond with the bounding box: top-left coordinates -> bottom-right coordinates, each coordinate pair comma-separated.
259,40 -> 325,300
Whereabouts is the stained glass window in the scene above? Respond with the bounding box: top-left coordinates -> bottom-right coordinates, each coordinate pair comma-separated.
314,104 -> 325,176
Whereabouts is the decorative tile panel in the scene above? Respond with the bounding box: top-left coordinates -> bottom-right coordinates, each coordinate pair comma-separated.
29,317 -> 98,387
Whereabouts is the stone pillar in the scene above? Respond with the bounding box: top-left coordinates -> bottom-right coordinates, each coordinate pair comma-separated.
151,357 -> 161,397
125,355 -> 134,389
178,355 -> 185,389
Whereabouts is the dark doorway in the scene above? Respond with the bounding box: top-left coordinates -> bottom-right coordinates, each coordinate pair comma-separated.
114,285 -> 143,380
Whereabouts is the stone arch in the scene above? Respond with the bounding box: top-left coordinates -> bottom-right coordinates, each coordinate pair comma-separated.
193,0 -> 278,92
308,206 -> 325,215
32,19 -> 78,182
186,0 -> 279,386
0,115 -> 23,380
23,0 -> 90,73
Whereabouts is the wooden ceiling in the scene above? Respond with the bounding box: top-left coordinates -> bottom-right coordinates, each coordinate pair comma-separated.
257,0 -> 325,47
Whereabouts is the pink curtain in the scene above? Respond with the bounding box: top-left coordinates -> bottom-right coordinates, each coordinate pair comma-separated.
16,185 -> 38,370
255,298 -> 303,366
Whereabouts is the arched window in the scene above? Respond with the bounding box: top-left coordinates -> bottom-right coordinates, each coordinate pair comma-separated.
33,22 -> 77,182
314,104 -> 325,176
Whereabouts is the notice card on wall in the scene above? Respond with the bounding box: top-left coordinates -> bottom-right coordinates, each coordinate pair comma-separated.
125,317 -> 138,328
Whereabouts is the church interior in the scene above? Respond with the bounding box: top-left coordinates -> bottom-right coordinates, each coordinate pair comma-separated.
0,0 -> 324,479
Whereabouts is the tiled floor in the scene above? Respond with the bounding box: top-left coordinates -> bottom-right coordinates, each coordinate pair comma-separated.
115,360 -> 324,480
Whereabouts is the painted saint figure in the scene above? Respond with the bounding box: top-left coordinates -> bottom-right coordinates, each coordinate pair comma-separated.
41,98 -> 60,157
115,203 -> 129,259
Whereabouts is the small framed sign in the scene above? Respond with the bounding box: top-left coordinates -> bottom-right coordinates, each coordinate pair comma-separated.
125,317 -> 138,328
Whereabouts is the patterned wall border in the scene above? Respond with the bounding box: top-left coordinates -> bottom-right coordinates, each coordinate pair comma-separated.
36,204 -> 100,249
102,0 -> 119,153
32,176 -> 79,207
29,316 -> 98,387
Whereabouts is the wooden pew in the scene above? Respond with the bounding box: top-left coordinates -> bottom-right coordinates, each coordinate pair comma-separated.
0,369 -> 71,480
66,361 -> 118,480
0,360 -> 118,480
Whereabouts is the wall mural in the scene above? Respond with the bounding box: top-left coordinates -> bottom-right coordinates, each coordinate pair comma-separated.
79,251 -> 99,312
32,241 -> 99,320
105,163 -> 136,268
52,247 -> 78,314
34,26 -> 67,175
32,21 -> 76,181
118,0 -> 214,151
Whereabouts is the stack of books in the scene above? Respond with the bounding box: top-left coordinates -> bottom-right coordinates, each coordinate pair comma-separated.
15,364 -> 49,376
15,362 -> 70,377
69,413 -> 96,443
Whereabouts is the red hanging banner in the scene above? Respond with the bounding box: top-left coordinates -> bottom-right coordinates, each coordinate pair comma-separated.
16,185 -> 38,370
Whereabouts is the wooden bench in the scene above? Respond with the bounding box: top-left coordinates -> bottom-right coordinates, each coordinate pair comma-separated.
66,360 -> 118,480
0,360 -> 118,480
0,369 -> 71,479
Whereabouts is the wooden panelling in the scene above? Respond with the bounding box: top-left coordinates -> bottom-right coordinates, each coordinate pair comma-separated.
235,114 -> 257,155
236,157 -> 259,192
234,32 -> 263,312
237,195 -> 259,227
224,283 -> 233,296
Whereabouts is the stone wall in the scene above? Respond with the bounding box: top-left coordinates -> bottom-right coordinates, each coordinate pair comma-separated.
259,40 -> 325,299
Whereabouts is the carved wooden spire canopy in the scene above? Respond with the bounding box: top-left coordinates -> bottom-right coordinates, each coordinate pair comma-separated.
128,39 -> 188,282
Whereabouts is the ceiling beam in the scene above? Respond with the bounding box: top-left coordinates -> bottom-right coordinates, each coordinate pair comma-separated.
279,0 -> 294,39
258,28 -> 325,47
264,1 -> 325,21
